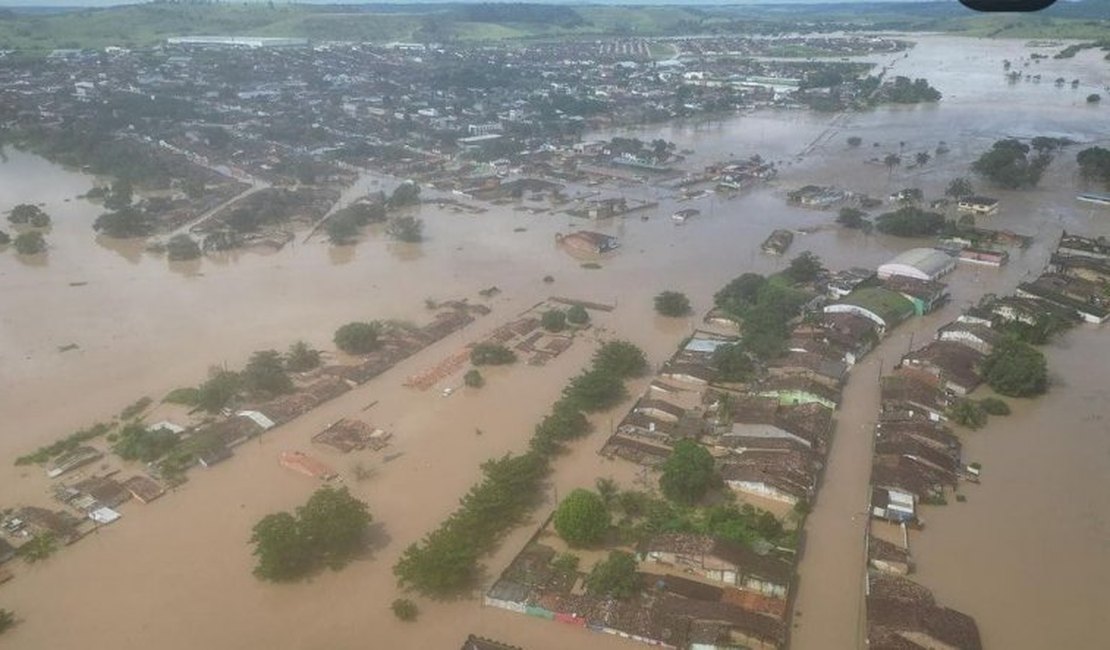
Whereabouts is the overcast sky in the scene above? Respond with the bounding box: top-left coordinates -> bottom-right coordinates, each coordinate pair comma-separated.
0,0 -> 946,8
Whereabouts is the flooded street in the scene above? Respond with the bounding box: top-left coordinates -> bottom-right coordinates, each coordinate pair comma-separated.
1,34 -> 1109,649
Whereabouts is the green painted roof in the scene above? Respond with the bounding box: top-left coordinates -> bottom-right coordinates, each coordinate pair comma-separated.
841,287 -> 915,326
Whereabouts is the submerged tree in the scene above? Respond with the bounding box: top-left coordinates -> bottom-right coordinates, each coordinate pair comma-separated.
285,341 -> 322,372
385,215 -> 424,243
553,488 -> 611,547
334,321 -> 382,355
654,290 -> 691,317
585,551 -> 640,599
660,439 -> 717,505
166,234 -> 202,261
12,231 -> 46,255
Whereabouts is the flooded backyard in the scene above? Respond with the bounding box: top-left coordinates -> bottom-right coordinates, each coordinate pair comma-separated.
1,34 -> 1108,649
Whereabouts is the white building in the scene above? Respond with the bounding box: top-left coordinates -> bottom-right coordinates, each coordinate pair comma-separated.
877,248 -> 956,281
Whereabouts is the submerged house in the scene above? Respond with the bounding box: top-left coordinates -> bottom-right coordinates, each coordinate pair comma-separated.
877,248 -> 956,282
720,449 -> 820,505
824,287 -> 916,335
642,533 -> 794,598
899,341 -> 983,396
556,230 -> 619,255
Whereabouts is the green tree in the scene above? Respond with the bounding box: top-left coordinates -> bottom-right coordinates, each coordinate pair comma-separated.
883,153 -> 902,178
945,177 -> 975,198
714,273 -> 766,315
104,179 -> 134,210
12,231 -> 46,255
836,207 -> 869,230
334,321 -> 382,354
326,215 -> 359,245
949,399 -> 987,430
296,485 -> 373,569
470,343 -> 517,366
386,215 -> 424,242
464,368 -> 484,388
387,181 -> 421,208
660,440 -> 716,505
979,397 -> 1011,415
8,204 -> 45,225
972,139 -> 1051,189
563,369 -> 627,412
534,400 -> 590,445
196,370 -> 242,414
113,421 -> 179,462
0,609 -> 14,635
541,309 -> 567,332
592,340 -> 648,378
1076,146 -> 1110,188
585,551 -> 640,599
654,290 -> 691,317
552,552 -> 580,574
712,343 -> 755,382
243,349 -> 294,397
847,136 -> 863,147
566,304 -> 590,325
0,230 -> 9,245
394,527 -> 479,594
595,477 -> 619,506
553,488 -> 611,547
285,341 -> 321,372
874,206 -> 946,237
1087,93 -> 1101,104
391,598 -> 418,622
785,251 -> 824,284
251,512 -> 312,582
982,338 -> 1047,397
166,234 -> 201,261
94,207 -> 153,238
914,151 -> 931,166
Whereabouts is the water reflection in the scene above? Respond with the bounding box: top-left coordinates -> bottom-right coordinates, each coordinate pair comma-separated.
94,234 -> 146,264
168,258 -> 203,277
327,243 -> 356,266
15,251 -> 48,267
387,241 -> 424,262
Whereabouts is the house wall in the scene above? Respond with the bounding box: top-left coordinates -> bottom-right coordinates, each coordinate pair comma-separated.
824,304 -> 888,333
728,479 -> 799,505
938,330 -> 991,354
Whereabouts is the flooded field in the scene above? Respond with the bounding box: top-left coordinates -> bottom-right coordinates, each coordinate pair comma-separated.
1,34 -> 1109,649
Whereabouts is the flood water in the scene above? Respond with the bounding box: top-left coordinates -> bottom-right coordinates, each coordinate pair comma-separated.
1,34 -> 1108,649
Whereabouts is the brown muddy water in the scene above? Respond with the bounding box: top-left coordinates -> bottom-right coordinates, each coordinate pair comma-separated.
1,35 -> 1108,649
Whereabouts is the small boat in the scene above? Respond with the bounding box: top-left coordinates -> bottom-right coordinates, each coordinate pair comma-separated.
1077,192 -> 1110,207
672,208 -> 700,224
761,229 -> 794,255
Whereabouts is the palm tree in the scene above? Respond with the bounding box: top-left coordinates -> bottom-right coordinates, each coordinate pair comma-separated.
915,152 -> 930,166
883,153 -> 902,179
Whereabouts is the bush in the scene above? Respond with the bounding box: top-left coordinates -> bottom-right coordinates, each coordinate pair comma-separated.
712,343 -> 755,382
163,387 -> 201,406
464,368 -> 484,388
553,489 -> 611,546
0,609 -> 13,635
784,251 -> 824,284
1087,93 -> 1101,104
196,370 -> 242,414
470,343 -> 517,366
8,204 -> 47,225
541,309 -> 567,332
836,207 -> 870,230
242,349 -> 294,397
326,215 -> 359,245
113,422 -> 179,463
949,399 -> 987,430
334,321 -> 382,355
387,181 -> 421,208
654,291 -> 691,317
874,206 -> 946,237
972,138 -> 1051,189
166,234 -> 201,261
386,215 -> 424,242
982,338 -> 1047,397
847,136 -> 863,147
566,304 -> 590,325
0,230 -> 9,245
391,598 -> 418,622
13,231 -> 46,255
979,397 -> 1011,416
17,533 -> 57,563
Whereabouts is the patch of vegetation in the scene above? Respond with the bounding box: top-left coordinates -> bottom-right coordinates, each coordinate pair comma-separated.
979,397 -> 1011,416
0,609 -> 13,635
166,234 -> 202,261
385,215 -> 424,243
580,262 -> 602,270
982,338 -> 1047,397
541,309 -> 567,332
284,341 -> 322,372
163,387 -> 201,406
242,350 -> 294,398
712,272 -> 808,360
836,206 -> 871,231
972,139 -> 1052,189
592,340 -> 649,379
654,290 -> 691,317
872,76 -> 941,104
874,206 -> 946,237
334,321 -> 382,355
784,251 -> 825,284
251,486 -> 372,582
387,182 -> 421,209
949,399 -> 988,430
470,343 -> 517,366
391,598 -> 418,622
945,177 -> 975,198
712,343 -> 756,383
566,304 -> 590,325
119,396 -> 152,420
17,533 -> 57,563
113,421 -> 179,463
554,488 -> 611,546
7,204 -> 49,226
464,368 -> 484,388
585,550 -> 639,599
660,440 -> 718,505
196,370 -> 243,414
15,422 -> 112,466
1077,146 -> 1110,189
12,231 -> 46,255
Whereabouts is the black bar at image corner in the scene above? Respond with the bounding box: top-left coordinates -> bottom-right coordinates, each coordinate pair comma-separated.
959,0 -> 1059,12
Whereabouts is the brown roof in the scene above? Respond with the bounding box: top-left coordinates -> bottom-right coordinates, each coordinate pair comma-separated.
875,420 -> 961,455
636,398 -> 687,420
644,533 -> 794,585
122,475 -> 165,504
72,476 -> 131,508
868,536 -> 912,566
875,437 -> 960,477
17,506 -> 80,542
901,341 -> 983,392
881,374 -> 948,413
870,458 -> 946,499
882,275 -> 948,302
460,635 -> 523,650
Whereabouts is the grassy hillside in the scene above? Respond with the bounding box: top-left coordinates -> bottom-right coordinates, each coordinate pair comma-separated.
0,2 -> 1107,53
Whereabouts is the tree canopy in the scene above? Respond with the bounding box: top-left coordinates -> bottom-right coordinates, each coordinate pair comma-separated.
196,370 -> 242,414
972,139 -> 1051,189
566,304 -> 590,325
784,251 -> 824,284
945,177 -> 974,198
660,439 -> 717,505
334,321 -> 382,355
654,290 -> 692,317
242,349 -> 294,397
166,234 -> 201,261
712,343 -> 756,383
541,309 -> 567,332
553,488 -> 611,547
592,340 -> 648,379
982,338 -> 1047,397
1077,146 -> 1110,189
251,486 -> 372,581
285,341 -> 321,372
8,204 -> 49,226
874,206 -> 946,237
387,181 -> 421,208
563,368 -> 627,412
12,231 -> 46,255
113,421 -> 179,462
836,206 -> 871,231
585,551 -> 640,599
470,343 -> 517,366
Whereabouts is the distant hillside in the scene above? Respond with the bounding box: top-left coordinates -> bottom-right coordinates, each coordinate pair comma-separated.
0,2 -> 1107,53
